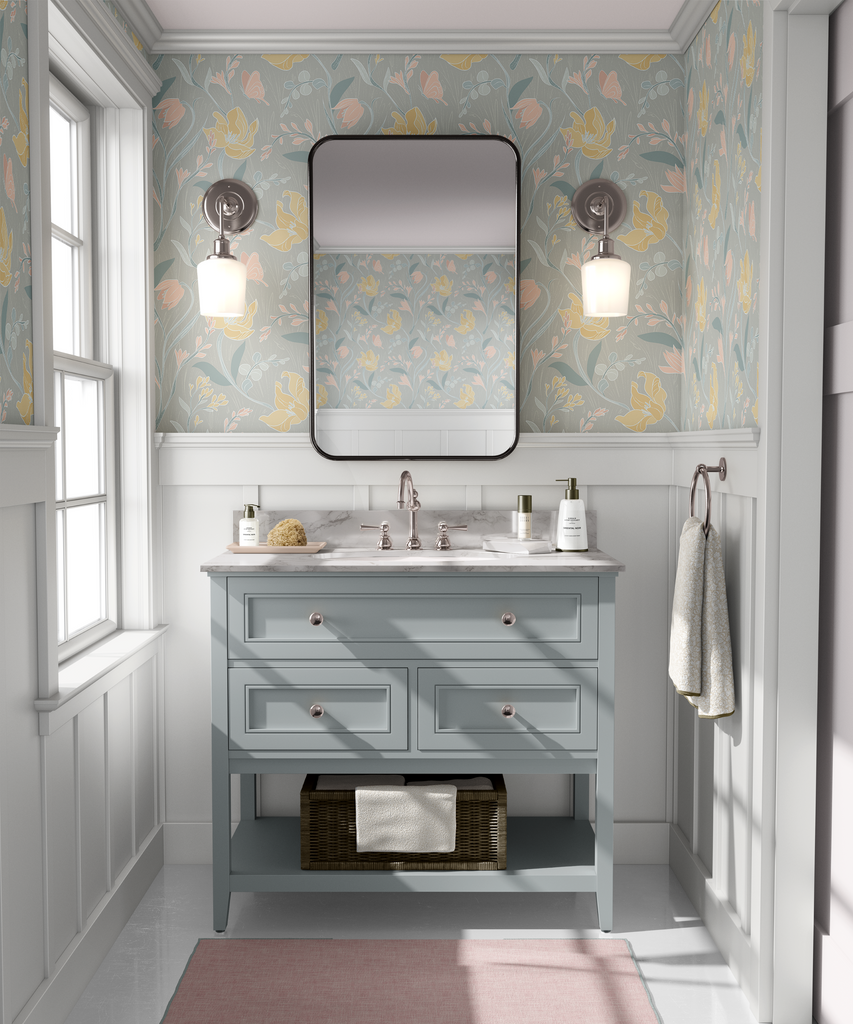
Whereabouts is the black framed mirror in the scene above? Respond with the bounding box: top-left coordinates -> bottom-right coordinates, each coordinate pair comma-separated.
309,135 -> 520,460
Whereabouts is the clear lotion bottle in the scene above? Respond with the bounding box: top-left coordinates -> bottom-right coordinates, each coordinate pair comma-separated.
239,503 -> 260,546
555,478 -> 588,552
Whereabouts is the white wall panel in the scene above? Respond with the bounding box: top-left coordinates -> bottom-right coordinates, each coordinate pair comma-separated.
78,697 -> 107,922
45,720 -> 78,968
0,503 -> 46,1022
134,661 -> 157,849
107,679 -> 133,883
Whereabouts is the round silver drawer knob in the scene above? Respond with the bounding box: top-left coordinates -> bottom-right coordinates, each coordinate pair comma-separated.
308,612 -> 324,626
501,704 -> 516,718
501,612 -> 516,626
309,704 -> 324,718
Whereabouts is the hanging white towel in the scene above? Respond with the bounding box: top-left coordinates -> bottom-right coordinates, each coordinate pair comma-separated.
689,523 -> 735,718
355,785 -> 456,853
669,517 -> 735,719
669,517 -> 706,697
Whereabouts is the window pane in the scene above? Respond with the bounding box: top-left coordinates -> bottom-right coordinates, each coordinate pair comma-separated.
52,238 -> 76,354
54,369 -> 64,500
56,509 -> 66,643
50,106 -> 74,234
65,502 -> 104,636
63,373 -> 102,498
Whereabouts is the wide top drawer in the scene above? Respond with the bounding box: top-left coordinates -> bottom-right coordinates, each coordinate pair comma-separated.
226,575 -> 599,659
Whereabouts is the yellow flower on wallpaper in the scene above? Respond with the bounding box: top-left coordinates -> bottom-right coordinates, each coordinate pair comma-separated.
559,293 -> 610,341
13,80 -> 28,167
456,310 -> 476,335
618,55 -> 666,71
695,278 -> 707,331
16,340 -> 33,425
260,191 -> 309,252
358,350 -> 379,372
741,22 -> 756,88
615,372 -> 667,432
0,207 -> 12,288
738,251 -> 753,314
381,384 -> 402,409
259,372 -> 309,431
440,54 -> 487,70
562,108 -> 616,160
207,106 -> 258,159
455,384 -> 475,409
383,107 -> 437,136
710,1 -> 722,22
380,310 -> 402,334
432,350 -> 453,371
698,80 -> 709,138
433,275 -> 453,296
262,54 -> 308,71
214,300 -> 257,341
316,383 -> 328,408
357,275 -> 379,297
708,160 -> 721,229
315,309 -> 329,333
706,362 -> 718,429
617,191 -> 669,251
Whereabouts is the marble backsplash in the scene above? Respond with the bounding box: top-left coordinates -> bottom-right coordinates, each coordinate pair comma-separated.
233,509 -> 598,552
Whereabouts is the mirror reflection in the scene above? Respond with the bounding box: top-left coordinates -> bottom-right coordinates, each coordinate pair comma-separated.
309,136 -> 519,459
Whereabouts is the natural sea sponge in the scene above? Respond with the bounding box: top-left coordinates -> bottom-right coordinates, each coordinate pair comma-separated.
267,518 -> 307,547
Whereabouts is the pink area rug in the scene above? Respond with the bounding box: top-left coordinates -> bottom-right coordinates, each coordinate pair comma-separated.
161,938 -> 660,1024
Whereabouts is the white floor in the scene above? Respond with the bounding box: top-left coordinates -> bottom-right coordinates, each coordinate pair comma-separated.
63,864 -> 758,1024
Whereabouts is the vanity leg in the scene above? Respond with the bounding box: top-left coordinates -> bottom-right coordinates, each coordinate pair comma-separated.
211,577 -> 232,932
595,574 -> 616,933
573,774 -> 590,820
240,774 -> 257,820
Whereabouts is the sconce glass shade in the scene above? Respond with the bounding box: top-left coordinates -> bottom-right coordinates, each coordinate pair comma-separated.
197,255 -> 247,317
581,256 -> 631,317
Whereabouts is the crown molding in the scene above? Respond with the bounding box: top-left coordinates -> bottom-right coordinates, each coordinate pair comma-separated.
112,0 -> 717,55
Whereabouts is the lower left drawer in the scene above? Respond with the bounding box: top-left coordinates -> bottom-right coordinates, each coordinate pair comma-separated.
228,666 -> 408,751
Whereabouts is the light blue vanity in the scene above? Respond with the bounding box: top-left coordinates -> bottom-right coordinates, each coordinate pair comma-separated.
203,521 -> 623,932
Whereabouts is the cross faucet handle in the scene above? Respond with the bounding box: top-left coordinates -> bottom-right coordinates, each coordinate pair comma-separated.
435,522 -> 468,551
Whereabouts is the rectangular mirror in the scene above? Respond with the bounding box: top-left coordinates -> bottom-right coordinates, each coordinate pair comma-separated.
309,136 -> 519,460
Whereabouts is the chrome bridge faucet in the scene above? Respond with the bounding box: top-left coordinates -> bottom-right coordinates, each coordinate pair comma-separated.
397,470 -> 421,549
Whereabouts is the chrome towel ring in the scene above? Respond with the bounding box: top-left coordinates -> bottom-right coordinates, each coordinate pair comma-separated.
689,458 -> 727,537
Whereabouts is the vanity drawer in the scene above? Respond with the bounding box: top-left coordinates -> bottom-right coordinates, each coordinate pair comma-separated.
417,666 -> 598,751
228,666 -> 408,751
227,576 -> 598,659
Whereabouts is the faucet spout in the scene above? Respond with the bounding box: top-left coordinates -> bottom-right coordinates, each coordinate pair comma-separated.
397,471 -> 421,549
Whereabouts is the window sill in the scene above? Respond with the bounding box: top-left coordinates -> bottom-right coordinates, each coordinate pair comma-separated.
35,626 -> 168,733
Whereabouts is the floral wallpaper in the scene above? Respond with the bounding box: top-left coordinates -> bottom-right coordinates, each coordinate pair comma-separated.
151,50 -> 689,434
313,252 -> 515,411
0,0 -> 31,426
683,0 -> 761,430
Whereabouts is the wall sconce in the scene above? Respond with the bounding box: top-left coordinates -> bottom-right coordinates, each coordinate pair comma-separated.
197,178 -> 259,317
571,179 -> 631,317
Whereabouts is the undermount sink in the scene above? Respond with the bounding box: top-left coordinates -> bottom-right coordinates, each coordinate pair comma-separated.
314,547 -> 503,561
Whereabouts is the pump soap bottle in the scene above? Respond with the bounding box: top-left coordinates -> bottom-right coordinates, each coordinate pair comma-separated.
555,478 -> 588,552
239,503 -> 261,546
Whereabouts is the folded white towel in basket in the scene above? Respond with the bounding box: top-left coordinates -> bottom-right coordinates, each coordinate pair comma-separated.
407,777 -> 494,790
355,784 -> 457,853
669,516 -> 735,719
315,775 -> 405,790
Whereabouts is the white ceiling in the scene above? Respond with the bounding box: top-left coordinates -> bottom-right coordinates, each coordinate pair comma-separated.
118,0 -> 718,53
144,0 -> 688,34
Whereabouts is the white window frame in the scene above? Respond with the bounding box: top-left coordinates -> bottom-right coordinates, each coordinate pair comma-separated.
28,0 -> 161,696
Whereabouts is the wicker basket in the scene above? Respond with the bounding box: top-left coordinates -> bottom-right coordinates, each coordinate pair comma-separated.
300,775 -> 507,870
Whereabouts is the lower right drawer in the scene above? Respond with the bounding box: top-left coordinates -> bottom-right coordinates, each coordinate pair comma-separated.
417,666 -> 598,751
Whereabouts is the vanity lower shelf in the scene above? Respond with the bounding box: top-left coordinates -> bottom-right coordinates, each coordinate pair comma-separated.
229,816 -> 598,893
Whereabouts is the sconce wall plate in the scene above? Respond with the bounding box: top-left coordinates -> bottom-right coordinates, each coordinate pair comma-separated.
201,178 -> 259,235
571,179 -> 627,234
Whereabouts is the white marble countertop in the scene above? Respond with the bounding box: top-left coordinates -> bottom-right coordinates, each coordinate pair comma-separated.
201,547 -> 625,574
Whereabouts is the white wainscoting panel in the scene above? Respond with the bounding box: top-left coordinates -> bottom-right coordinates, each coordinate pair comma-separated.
134,661 -> 157,849
108,679 -> 133,885
78,697 -> 108,922
46,720 -> 79,970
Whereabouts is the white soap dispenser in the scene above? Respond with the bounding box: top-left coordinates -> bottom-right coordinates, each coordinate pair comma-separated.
238,503 -> 260,546
555,478 -> 588,552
